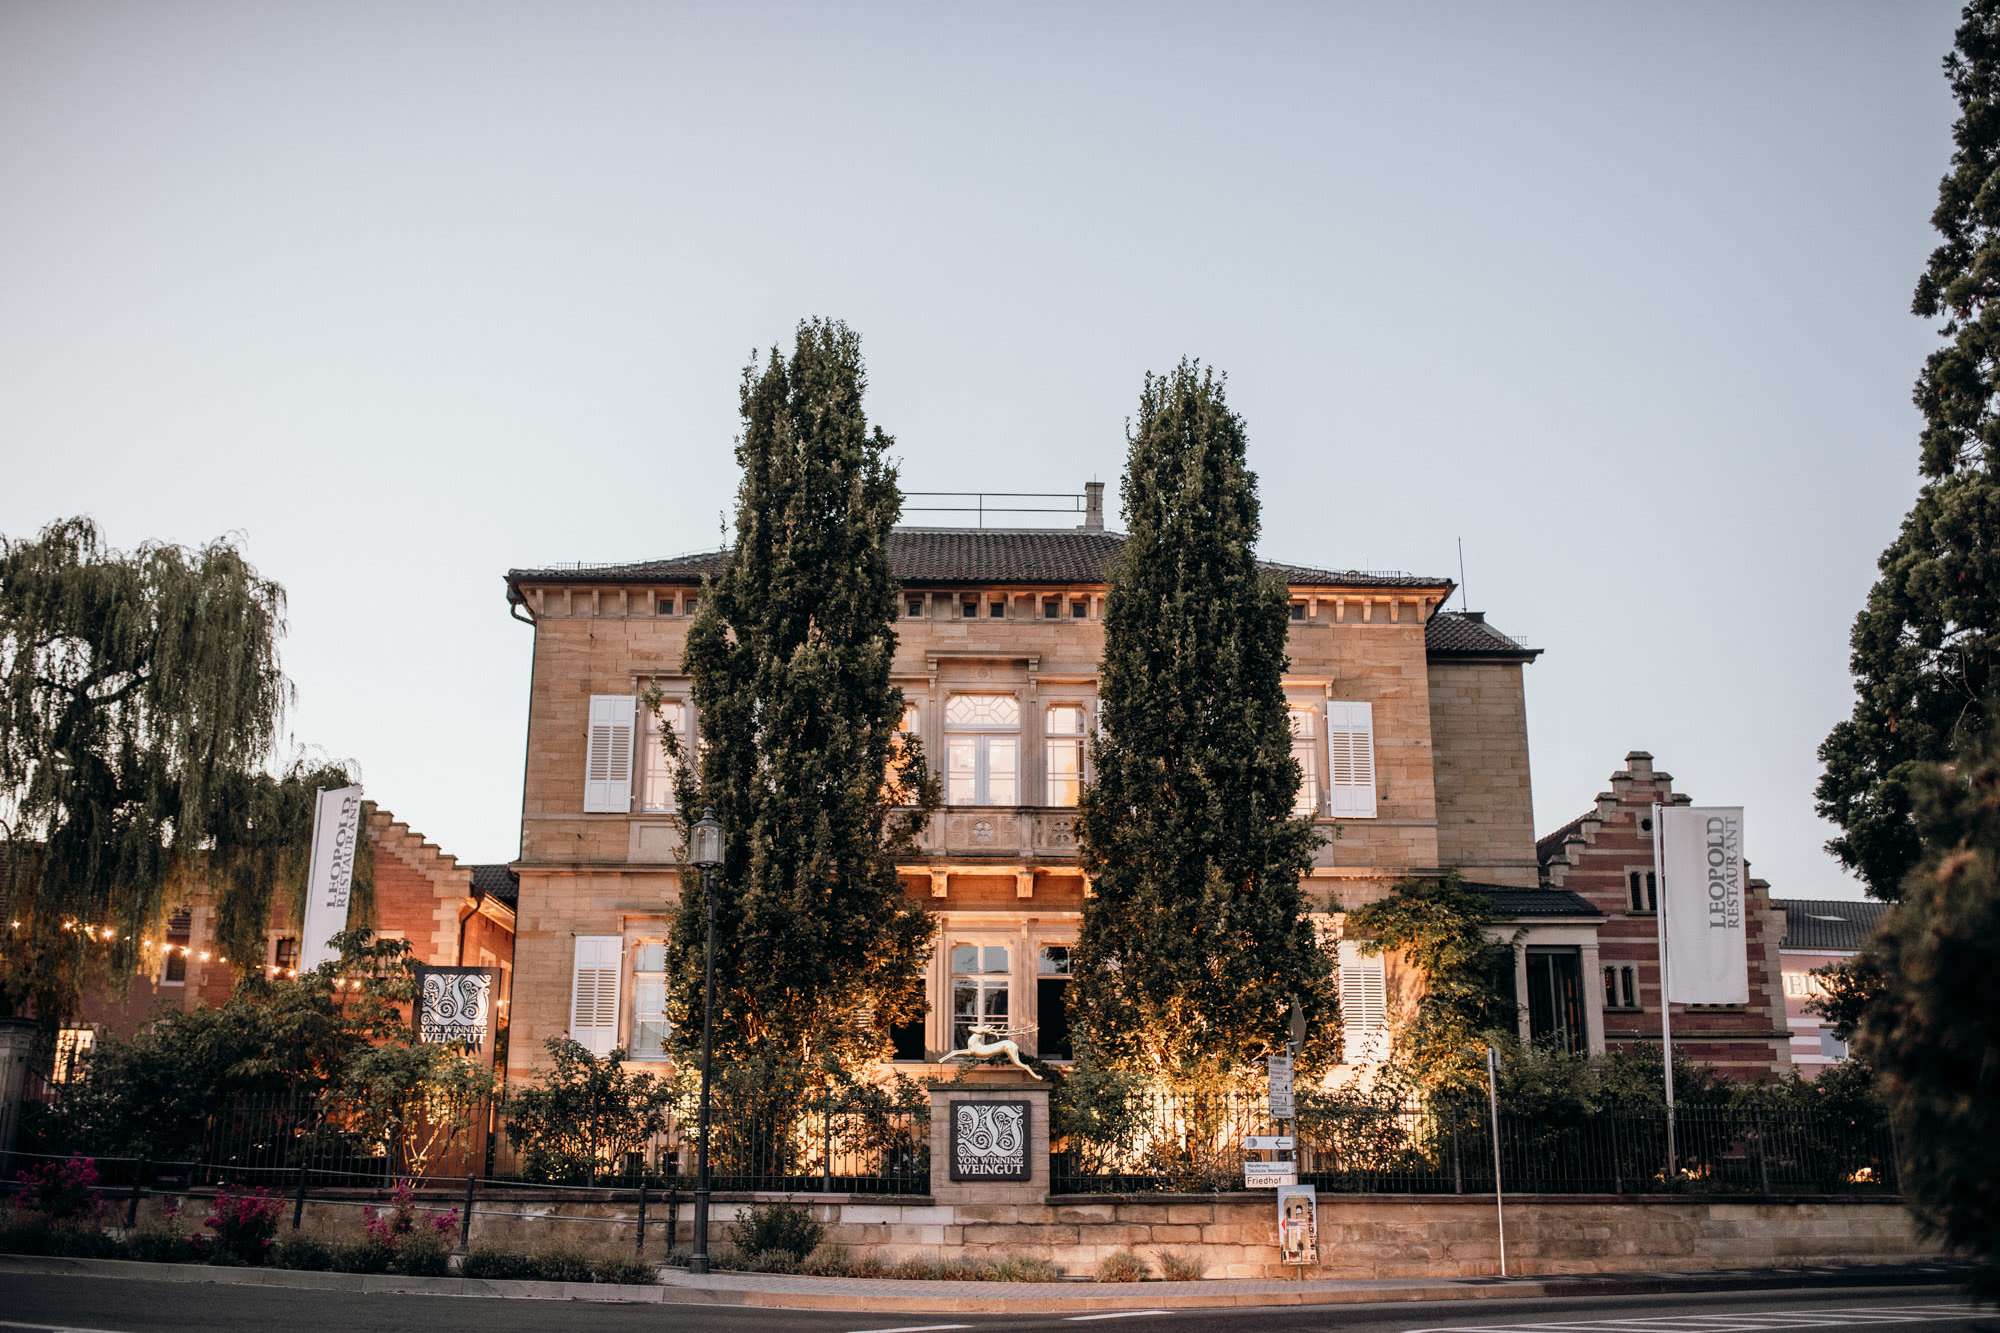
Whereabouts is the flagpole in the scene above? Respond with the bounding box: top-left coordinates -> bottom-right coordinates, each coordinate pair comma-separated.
1651,802 -> 1678,1183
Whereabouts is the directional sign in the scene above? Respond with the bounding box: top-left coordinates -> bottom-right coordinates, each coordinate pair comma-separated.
1245,1135 -> 1295,1152
1267,1053 -> 1295,1120
1244,1160 -> 1298,1188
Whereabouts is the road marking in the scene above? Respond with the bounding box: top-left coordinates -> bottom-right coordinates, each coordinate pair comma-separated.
1406,1308 -> 1989,1333
1067,1315 -> 1172,1323
0,1321 -> 139,1333
845,1325 -> 974,1333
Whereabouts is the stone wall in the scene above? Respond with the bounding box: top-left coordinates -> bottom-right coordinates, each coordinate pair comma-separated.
149,1189 -> 1932,1281
1427,659 -> 1539,888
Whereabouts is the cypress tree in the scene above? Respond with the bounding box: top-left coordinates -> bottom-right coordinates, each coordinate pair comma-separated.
1071,361 -> 1334,1087
667,318 -> 937,1080
1818,0 -> 2000,900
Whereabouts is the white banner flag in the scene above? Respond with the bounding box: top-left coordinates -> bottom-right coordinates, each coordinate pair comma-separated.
299,785 -> 364,973
1659,805 -> 1747,1005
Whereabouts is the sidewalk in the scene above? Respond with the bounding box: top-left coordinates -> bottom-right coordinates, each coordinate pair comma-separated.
0,1254 -> 1971,1314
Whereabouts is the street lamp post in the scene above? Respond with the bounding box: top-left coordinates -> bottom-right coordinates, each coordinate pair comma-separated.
688,808 -> 723,1276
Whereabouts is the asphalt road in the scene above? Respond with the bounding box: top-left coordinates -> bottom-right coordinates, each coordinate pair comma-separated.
0,1277 -> 1988,1333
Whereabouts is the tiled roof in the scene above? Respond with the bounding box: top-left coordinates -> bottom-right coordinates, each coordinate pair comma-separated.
1779,898 -> 1889,952
1463,882 -> 1601,918
1536,812 -> 1590,869
469,863 -> 518,908
508,528 -> 1451,596
1426,611 -> 1541,661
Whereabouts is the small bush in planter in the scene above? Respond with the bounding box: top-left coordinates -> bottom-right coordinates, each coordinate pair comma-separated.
462,1247 -> 540,1280
12,1157 -> 105,1224
271,1235 -> 335,1271
1155,1250 -> 1205,1281
390,1230 -> 452,1276
1095,1249 -> 1150,1283
729,1203 -> 823,1262
204,1187 -> 282,1265
991,1255 -> 1064,1281
591,1256 -> 657,1285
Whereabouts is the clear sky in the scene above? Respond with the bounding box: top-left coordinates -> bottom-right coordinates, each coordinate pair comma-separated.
0,1 -> 1962,895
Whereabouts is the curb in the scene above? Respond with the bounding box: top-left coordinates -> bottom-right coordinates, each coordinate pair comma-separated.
0,1254 -> 1971,1315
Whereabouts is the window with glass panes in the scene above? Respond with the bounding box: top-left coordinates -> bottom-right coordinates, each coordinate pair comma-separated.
945,694 -> 1019,805
1037,946 -> 1073,1060
1045,704 -> 1086,806
951,943 -> 1010,1047
887,702 -> 921,803
1626,868 -> 1658,914
631,940 -> 670,1059
640,700 -> 687,813
1602,962 -> 1639,1010
1289,706 -> 1319,816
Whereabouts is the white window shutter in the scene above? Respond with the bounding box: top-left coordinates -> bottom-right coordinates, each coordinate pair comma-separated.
1326,701 -> 1377,818
568,935 -> 623,1056
584,694 -> 636,813
1338,939 -> 1390,1064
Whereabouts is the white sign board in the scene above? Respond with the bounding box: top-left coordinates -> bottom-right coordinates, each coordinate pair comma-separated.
299,785 -> 364,973
1659,805 -> 1748,1005
1267,1052 -> 1295,1120
1244,1160 -> 1298,1188
1245,1135 -> 1295,1152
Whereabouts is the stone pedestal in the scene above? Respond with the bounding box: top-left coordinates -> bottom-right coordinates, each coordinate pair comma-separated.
929,1065 -> 1051,1206
0,1018 -> 40,1159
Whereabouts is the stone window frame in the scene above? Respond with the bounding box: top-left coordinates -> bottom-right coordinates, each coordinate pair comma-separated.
1602,961 -> 1640,1011
626,932 -> 672,1062
1626,867 -> 1658,915
1288,702 -> 1321,818
1042,700 -> 1090,807
944,692 -> 1022,807
1034,942 -> 1076,1063
948,938 -> 1013,1050
637,691 -> 692,814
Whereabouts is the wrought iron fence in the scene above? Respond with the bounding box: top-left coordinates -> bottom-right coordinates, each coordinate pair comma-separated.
1049,1090 -> 1899,1198
23,1074 -> 929,1196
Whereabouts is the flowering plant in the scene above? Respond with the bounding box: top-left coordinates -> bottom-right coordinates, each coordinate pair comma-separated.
204,1186 -> 281,1264
361,1178 -> 458,1247
12,1156 -> 104,1222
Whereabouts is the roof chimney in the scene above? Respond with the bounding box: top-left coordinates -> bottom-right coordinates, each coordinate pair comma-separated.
1082,480 -> 1105,532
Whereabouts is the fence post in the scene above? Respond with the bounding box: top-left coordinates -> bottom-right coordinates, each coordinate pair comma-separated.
127,1157 -> 147,1229
667,1186 -> 680,1257
292,1163 -> 308,1231
459,1174 -> 475,1253
1449,1116 -> 1463,1194
1609,1115 -> 1623,1194
821,1085 -> 833,1194
1751,1108 -> 1771,1196
635,1181 -> 648,1258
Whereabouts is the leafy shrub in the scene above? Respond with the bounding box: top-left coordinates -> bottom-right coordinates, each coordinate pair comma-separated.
884,1256 -> 999,1280
523,1248 -> 599,1283
461,1247 -> 541,1280
271,1235 -> 335,1270
502,1038 -> 675,1184
729,1202 -> 823,1261
12,1156 -> 104,1222
1095,1249 -> 1150,1282
591,1256 -> 657,1285
332,1238 -> 396,1273
128,1226 -> 205,1264
362,1180 -> 458,1249
1155,1250 -> 1205,1281
390,1230 -> 453,1276
990,1255 -> 1064,1281
204,1187 -> 281,1265
0,1218 -> 122,1257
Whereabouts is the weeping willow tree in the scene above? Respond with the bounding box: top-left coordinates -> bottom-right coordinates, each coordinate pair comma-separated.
0,516 -> 361,1023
